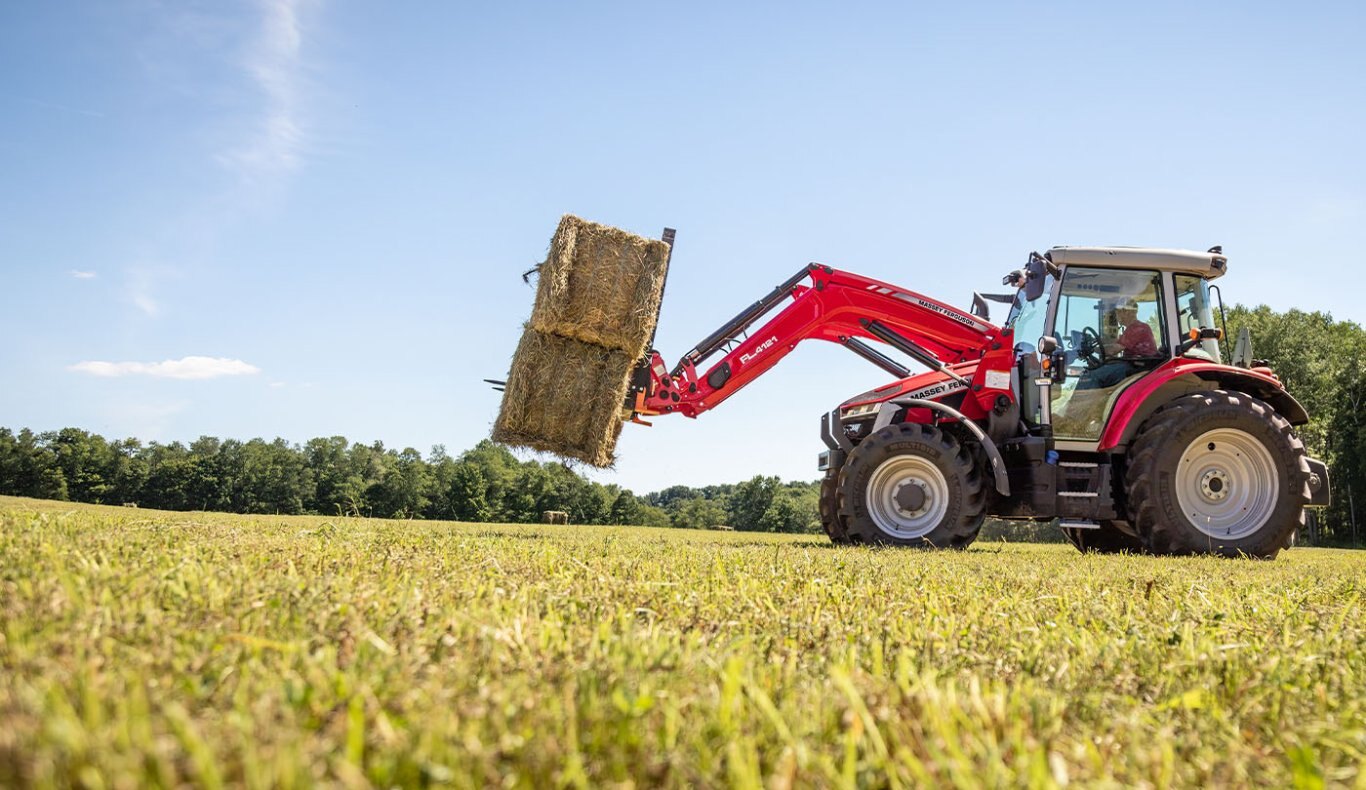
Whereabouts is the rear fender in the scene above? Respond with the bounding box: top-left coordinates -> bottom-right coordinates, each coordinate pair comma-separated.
1099,360 -> 1310,451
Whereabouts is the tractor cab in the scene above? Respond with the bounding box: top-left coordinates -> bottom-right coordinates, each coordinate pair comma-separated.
1004,246 -> 1230,443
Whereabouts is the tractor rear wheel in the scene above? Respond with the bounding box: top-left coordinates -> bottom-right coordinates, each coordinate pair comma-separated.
1061,520 -> 1146,554
1125,390 -> 1310,558
818,470 -> 851,544
838,422 -> 984,547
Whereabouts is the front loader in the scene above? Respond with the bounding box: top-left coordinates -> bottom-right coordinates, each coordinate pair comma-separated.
622,245 -> 1331,557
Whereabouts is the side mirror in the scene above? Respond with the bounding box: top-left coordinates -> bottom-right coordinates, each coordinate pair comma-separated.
1023,255 -> 1048,302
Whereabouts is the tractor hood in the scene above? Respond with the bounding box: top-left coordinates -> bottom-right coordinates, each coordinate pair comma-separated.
838,361 -> 978,420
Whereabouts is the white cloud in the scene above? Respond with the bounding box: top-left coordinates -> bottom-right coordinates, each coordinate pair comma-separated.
69,356 -> 262,380
70,270 -> 97,279
219,0 -> 313,178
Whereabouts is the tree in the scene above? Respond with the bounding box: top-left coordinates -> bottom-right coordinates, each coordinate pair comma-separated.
0,428 -> 67,500
674,496 -> 728,530
609,490 -> 642,525
727,476 -> 781,531
304,437 -> 365,515
447,463 -> 491,522
50,428 -> 116,503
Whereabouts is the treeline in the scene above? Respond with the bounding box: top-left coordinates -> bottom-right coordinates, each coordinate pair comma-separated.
0,429 -> 820,533
1225,305 -> 1364,545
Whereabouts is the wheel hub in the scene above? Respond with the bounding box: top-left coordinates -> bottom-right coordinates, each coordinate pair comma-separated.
1174,428 -> 1278,540
893,481 -> 928,515
1199,469 -> 1231,502
865,455 -> 950,538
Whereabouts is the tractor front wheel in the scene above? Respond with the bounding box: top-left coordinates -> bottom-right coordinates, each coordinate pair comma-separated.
1125,390 -> 1310,558
838,422 -> 984,547
818,470 -> 851,544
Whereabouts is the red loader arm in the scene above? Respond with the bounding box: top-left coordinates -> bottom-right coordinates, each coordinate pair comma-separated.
630,263 -> 1016,420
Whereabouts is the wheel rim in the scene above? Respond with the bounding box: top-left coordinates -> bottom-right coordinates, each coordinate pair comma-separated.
1174,428 -> 1279,540
866,455 -> 949,538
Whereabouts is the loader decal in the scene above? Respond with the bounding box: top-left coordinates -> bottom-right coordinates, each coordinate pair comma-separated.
740,336 -> 781,365
907,296 -> 984,330
904,380 -> 967,400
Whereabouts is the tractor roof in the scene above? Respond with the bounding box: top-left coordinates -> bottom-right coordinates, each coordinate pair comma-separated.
1046,246 -> 1228,280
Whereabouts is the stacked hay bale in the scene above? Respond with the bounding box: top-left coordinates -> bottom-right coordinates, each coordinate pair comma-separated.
492,215 -> 671,467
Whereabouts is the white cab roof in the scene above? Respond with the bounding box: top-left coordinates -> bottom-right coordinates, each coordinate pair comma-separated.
1047,246 -> 1228,280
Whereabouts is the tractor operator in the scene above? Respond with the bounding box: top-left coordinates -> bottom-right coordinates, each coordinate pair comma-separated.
1083,299 -> 1161,389
1105,300 -> 1158,359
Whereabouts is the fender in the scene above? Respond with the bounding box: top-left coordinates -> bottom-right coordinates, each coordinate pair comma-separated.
872,397 -> 1011,496
1099,359 -> 1310,451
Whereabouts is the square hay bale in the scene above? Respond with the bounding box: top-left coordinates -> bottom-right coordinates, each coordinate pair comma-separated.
527,215 -> 672,359
491,327 -> 631,467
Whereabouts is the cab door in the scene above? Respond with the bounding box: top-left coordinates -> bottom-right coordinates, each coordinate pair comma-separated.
1048,267 -> 1169,441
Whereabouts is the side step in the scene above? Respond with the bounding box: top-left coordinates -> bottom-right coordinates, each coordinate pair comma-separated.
1056,459 -> 1118,521
1058,519 -> 1100,530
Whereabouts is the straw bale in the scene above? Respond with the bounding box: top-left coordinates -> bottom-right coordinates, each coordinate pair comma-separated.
492,327 -> 632,467
528,215 -> 671,359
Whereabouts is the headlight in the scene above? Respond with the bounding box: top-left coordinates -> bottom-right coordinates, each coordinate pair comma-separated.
840,402 -> 881,420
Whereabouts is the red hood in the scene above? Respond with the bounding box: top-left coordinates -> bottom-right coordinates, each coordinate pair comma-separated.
840,360 -> 979,409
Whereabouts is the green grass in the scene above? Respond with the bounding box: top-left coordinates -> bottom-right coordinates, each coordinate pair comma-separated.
1,495 -> 1363,788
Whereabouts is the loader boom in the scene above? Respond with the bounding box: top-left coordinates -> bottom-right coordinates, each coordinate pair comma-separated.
633,263 -> 1012,419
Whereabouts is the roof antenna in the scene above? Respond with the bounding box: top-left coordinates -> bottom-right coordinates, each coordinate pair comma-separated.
1207,245 -> 1223,254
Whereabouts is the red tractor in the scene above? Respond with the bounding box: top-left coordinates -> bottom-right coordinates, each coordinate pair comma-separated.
626,246 -> 1330,557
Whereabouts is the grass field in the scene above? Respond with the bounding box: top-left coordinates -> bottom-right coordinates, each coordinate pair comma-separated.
1,495 -> 1363,788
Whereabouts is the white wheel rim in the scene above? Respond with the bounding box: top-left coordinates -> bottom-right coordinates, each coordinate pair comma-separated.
1174,428 -> 1279,540
866,455 -> 949,538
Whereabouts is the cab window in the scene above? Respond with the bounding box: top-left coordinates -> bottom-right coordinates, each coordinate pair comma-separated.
1174,274 -> 1223,362
1005,272 -> 1054,353
1050,268 -> 1166,440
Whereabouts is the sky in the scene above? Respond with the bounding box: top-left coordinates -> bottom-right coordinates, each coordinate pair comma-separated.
2,1 -> 1363,494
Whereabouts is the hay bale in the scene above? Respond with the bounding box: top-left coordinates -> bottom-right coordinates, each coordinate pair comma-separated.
492,327 -> 631,467
541,510 -> 569,525
528,215 -> 671,359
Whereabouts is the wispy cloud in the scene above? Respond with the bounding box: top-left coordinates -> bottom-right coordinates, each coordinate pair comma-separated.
69,356 -> 262,380
69,270 -> 97,279
219,0 -> 312,178
124,265 -> 178,317
131,292 -> 159,316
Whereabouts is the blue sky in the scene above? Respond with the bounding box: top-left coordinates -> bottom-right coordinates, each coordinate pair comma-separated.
2,2 -> 1363,494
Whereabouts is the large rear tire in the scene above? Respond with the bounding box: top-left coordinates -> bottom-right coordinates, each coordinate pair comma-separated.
838,422 -> 984,548
1125,390 -> 1310,558
818,470 -> 851,544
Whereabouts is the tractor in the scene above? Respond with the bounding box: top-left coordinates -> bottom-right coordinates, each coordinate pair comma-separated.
625,246 -> 1331,557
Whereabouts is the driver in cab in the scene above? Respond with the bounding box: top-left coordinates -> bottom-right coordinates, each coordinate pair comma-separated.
1081,299 -> 1161,389
1105,300 -> 1158,359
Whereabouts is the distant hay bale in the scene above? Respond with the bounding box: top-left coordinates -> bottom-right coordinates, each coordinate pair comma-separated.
492,328 -> 631,467
528,215 -> 671,359
541,510 -> 569,525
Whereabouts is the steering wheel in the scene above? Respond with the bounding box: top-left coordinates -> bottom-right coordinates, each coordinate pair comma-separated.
1077,326 -> 1108,370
